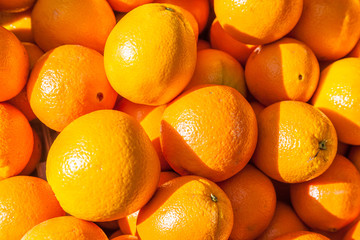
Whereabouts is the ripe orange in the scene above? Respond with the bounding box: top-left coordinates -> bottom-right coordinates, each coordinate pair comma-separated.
197,39 -> 210,51
348,39 -> 360,57
104,3 -> 197,106
158,171 -> 179,186
253,101 -> 338,183
249,101 -> 265,120
107,0 -> 153,12
274,231 -> 330,240
311,57 -> 360,145
20,128 -> 42,175
290,0 -> 360,61
22,42 -> 44,69
0,26 -> 29,102
27,44 -> 118,132
291,155 -> 360,232
109,230 -> 124,239
214,0 -> 303,45
349,146 -> 360,172
137,175 -> 233,240
112,236 -> 138,240
0,9 -> 33,42
218,164 -> 276,240
0,176 -> 65,239
184,49 -> 247,97
31,0 -> 116,53
245,38 -> 320,106
257,202 -> 308,240
344,220 -> 360,240
0,0 -> 35,12
210,19 -> 257,66
46,110 -> 160,221
21,216 -> 108,240
161,85 -> 257,182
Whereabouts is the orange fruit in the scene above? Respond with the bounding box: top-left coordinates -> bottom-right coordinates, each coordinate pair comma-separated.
0,0 -> 35,13
349,146 -> 360,172
21,216 -> 108,240
249,101 -> 265,120
114,98 -> 170,170
257,202 -> 308,240
46,110 -> 160,221
161,85 -> 257,182
197,39 -> 210,51
214,0 -> 303,45
218,164 -> 276,240
154,0 -> 209,33
311,57 -> 360,145
253,101 -> 338,183
274,231 -> 330,240
110,230 -> 124,239
20,128 -> 42,175
137,175 -> 233,240
348,39 -> 360,57
0,9 -> 33,42
245,38 -> 320,106
290,0 -> 360,61
104,3 -> 197,106
0,26 -> 29,102
344,220 -> 360,240
107,0 -> 154,12
210,19 -> 257,66
0,103 -> 33,179
112,236 -> 138,240
31,0 -> 115,53
7,87 -> 36,121
22,42 -> 44,69
27,44 -> 118,132
291,155 -> 360,232
184,49 -> 247,97
0,176 -> 65,239
158,171 -> 179,186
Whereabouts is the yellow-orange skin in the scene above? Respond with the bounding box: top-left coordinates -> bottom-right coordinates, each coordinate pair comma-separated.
46,110 -> 160,221
0,10 -> 33,42
112,235 -> 138,240
161,85 -> 257,182
27,45 -> 118,132
214,0 -> 303,45
311,57 -> 360,145
290,0 -> 360,61
20,129 -> 42,175
274,231 -> 330,240
21,216 -> 108,240
0,0 -> 35,12
0,176 -> 65,239
349,146 -> 360,172
107,0 -> 154,12
249,101 -> 265,120
344,220 -> 360,240
253,101 -> 338,183
22,42 -> 44,69
158,171 -> 179,186
109,230 -> 124,239
245,38 -> 320,106
137,175 -> 233,240
291,155 -> 360,232
104,3 -> 197,106
31,0 -> 115,53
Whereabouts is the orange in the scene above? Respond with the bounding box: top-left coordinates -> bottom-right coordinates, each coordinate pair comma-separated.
22,42 -> 44,69
218,164 -> 276,240
114,98 -> 170,170
158,171 -> 179,186
104,3 -> 197,106
46,110 -> 160,221
0,9 -> 33,42
31,0 -> 115,53
154,0 -> 209,33
249,101 -> 265,120
257,202 -> 308,240
349,146 -> 360,172
274,231 -> 330,240
291,155 -> 360,232
290,0 -> 360,61
0,0 -> 35,13
0,176 -> 65,239
210,19 -> 257,66
112,236 -> 138,240
107,0 -> 154,12
344,220 -> 360,240
161,85 -> 257,182
0,26 -> 29,102
253,101 -> 337,183
245,38 -> 320,106
214,0 -> 303,45
110,230 -> 124,239
20,128 -> 42,175
311,57 -> 360,145
184,49 -> 247,97
137,175 -> 233,240
21,216 -> 108,240
0,103 -> 33,179
197,39 -> 210,51
348,39 -> 360,57
27,44 -> 118,132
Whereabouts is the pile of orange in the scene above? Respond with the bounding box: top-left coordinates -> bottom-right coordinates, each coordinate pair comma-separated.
1,0 -> 360,239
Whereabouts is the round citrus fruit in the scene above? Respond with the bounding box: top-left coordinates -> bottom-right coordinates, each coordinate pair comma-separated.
22,42 -> 44,69
107,0 -> 154,12
274,231 -> 329,240
0,0 -> 35,13
20,128 -> 42,175
344,220 -> 360,240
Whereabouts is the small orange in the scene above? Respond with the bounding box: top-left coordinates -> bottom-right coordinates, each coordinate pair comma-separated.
0,26 -> 29,102
274,231 -> 330,240
0,0 -> 35,13
20,128 -> 42,175
184,49 -> 247,97
214,0 -> 303,45
257,202 -> 308,240
245,38 -> 320,106
197,39 -> 210,51
22,42 -> 44,69
104,3 -> 197,106
161,85 -> 257,182
0,9 -> 33,42
107,0 -> 154,12
21,216 -> 108,240
27,44 -> 118,132
46,110 -> 160,221
291,155 -> 360,232
0,176 -> 65,239
290,0 -> 360,61
349,146 -> 360,175
110,230 -> 124,239
253,101 -> 337,183
210,19 -> 256,66
311,57 -> 360,145
158,171 -> 179,186
218,164 -> 276,240
112,236 -> 138,240
137,175 -> 233,240
31,0 -> 116,53
249,101 -> 265,120
344,220 -> 360,240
